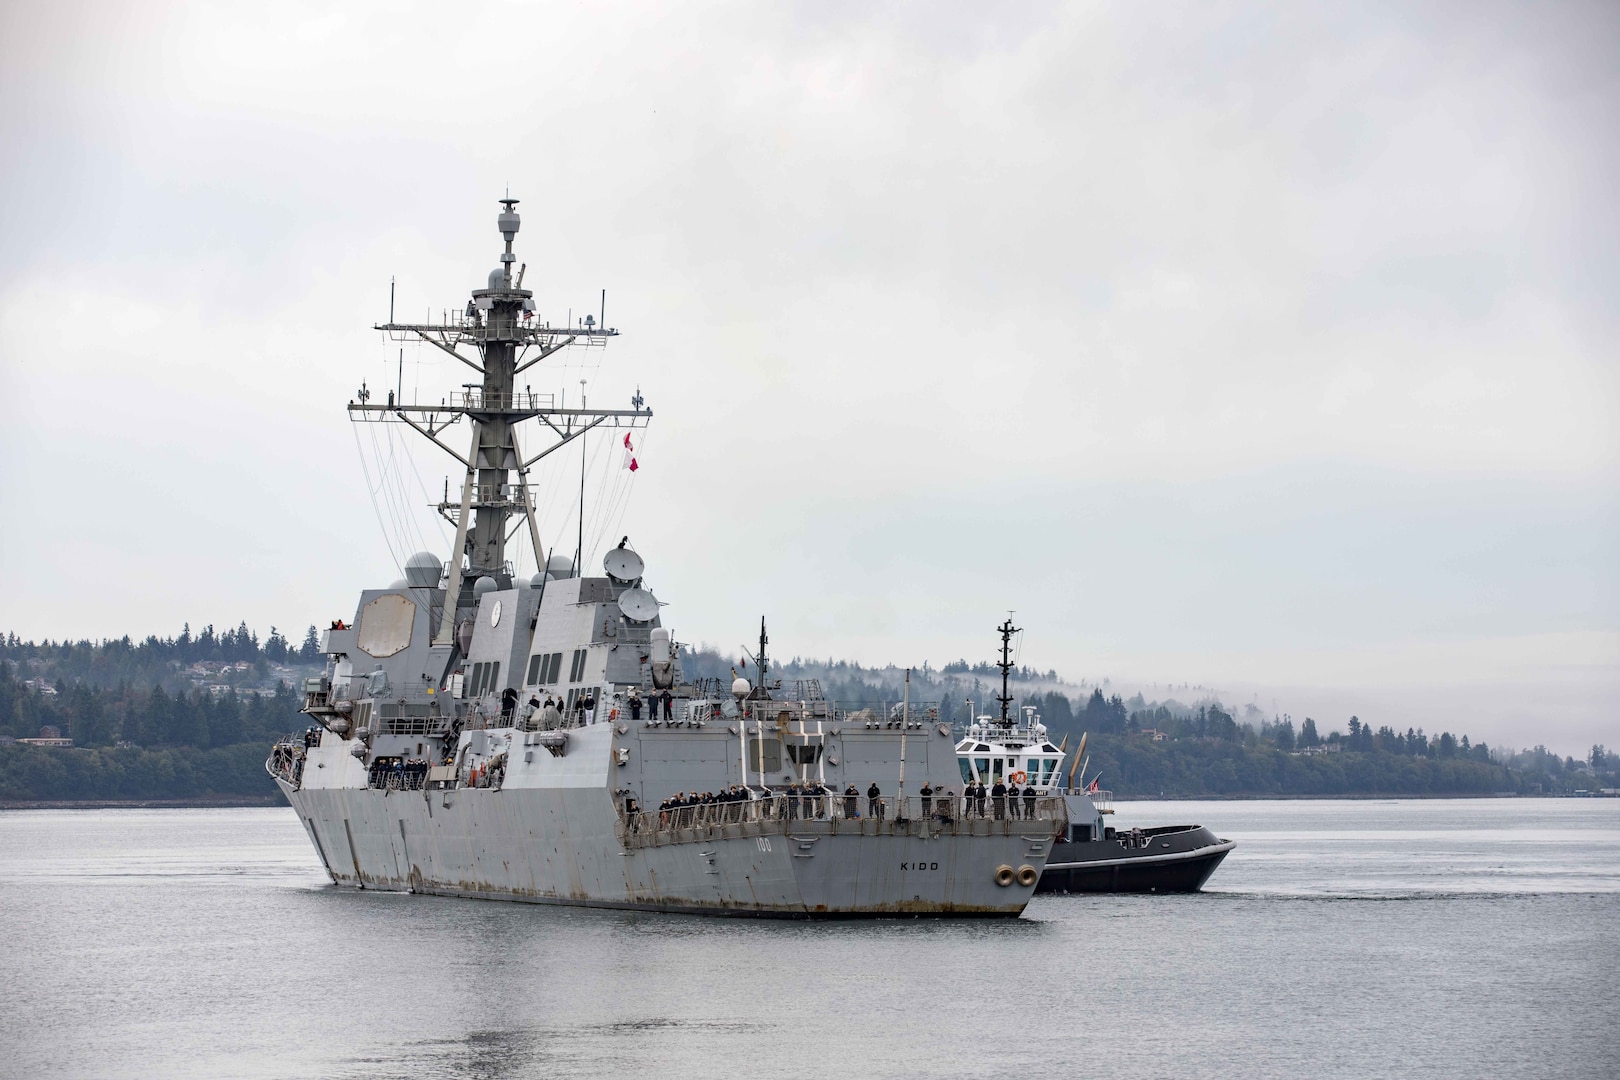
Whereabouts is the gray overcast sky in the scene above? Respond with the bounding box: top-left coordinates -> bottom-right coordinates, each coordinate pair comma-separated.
1,2 -> 1615,754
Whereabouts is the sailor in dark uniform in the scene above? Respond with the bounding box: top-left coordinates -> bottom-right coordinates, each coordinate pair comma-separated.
1024,782 -> 1037,819
919,781 -> 933,817
844,783 -> 859,819
991,779 -> 1007,819
1007,781 -> 1021,819
867,782 -> 883,820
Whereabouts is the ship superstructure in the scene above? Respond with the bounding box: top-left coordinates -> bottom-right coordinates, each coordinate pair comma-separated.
947,622 -> 1233,894
268,200 -> 1059,916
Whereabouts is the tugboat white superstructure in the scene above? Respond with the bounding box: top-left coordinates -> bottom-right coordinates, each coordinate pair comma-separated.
950,621 -> 1233,894
268,199 -> 1058,916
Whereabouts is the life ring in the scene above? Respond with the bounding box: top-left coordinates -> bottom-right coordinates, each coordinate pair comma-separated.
994,864 -> 1016,887
1010,770 -> 1027,784
1016,864 -> 1039,887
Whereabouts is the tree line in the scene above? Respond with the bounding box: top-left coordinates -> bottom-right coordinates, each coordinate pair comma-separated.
0,622 -> 324,693
2,633 -> 1612,802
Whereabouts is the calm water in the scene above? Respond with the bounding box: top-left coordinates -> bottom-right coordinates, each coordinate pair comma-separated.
1,799 -> 1617,1079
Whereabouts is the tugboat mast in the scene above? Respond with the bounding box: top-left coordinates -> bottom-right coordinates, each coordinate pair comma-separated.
995,617 -> 1019,726
352,197 -> 652,646
757,616 -> 769,690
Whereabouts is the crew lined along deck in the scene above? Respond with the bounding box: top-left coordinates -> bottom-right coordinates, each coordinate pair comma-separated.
617,792 -> 1068,849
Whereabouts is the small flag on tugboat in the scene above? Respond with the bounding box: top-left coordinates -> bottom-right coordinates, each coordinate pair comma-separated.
622,432 -> 638,472
1087,778 -> 1100,793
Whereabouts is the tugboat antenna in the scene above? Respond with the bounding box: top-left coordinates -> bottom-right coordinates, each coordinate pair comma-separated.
995,617 -> 1020,726
757,616 -> 769,689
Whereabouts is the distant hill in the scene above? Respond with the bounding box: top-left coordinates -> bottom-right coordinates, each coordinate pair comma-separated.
0,627 -> 1611,803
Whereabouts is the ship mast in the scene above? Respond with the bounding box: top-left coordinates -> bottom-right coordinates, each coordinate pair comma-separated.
995,617 -> 1019,726
352,198 -> 651,645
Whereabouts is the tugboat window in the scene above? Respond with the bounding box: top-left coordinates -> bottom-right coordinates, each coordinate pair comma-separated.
959,759 -> 973,784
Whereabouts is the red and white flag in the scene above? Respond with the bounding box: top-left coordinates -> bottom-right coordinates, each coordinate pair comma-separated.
622,432 -> 639,472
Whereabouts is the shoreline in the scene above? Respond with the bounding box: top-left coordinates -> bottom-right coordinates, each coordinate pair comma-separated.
4,793 -> 1603,811
0,795 -> 283,810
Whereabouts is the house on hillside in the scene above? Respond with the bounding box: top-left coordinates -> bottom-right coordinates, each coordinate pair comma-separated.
17,724 -> 72,748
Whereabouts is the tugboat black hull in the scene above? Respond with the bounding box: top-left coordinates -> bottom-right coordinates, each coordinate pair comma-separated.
1037,824 -> 1234,894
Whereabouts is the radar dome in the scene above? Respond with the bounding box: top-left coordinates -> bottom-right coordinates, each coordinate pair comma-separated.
732,677 -> 751,698
546,555 -> 574,579
472,576 -> 498,597
404,552 -> 442,588
530,573 -> 549,589
389,578 -> 409,590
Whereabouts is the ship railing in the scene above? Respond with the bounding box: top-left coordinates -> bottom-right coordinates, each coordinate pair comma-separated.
830,702 -> 942,727
618,793 -> 1068,845
377,713 -> 454,737
1057,786 -> 1113,811
823,792 -> 1067,825
265,738 -> 306,787
366,759 -> 433,791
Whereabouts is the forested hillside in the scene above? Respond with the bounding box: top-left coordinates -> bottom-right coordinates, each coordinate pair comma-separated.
1,628 -> 1612,803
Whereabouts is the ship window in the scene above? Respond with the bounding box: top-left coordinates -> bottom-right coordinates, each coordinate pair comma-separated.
974,743 -> 990,752
1041,760 -> 1056,782
568,649 -> 586,682
469,663 -> 485,697
760,738 -> 781,772
526,654 -> 543,686
546,652 -> 563,683
974,757 -> 989,780
489,661 -> 500,692
958,759 -> 973,784
786,744 -> 823,765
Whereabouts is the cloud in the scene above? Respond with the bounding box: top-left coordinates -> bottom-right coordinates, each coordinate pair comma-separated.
1,0 -> 1615,751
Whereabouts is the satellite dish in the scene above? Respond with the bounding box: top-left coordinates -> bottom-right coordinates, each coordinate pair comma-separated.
618,587 -> 659,623
603,547 -> 644,583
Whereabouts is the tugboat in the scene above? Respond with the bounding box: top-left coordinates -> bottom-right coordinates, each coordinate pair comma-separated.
265,197 -> 1060,917
955,621 -> 1234,893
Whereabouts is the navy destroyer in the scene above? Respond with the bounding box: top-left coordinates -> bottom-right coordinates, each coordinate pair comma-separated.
267,198 -> 1058,916
951,622 -> 1234,893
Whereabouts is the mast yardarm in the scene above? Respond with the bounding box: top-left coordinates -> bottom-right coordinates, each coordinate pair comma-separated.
354,198 -> 651,642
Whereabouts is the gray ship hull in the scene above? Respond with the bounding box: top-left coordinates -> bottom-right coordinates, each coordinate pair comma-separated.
279,725 -> 1053,917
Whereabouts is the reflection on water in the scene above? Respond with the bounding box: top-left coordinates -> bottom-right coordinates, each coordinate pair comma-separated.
1,800 -> 1616,1079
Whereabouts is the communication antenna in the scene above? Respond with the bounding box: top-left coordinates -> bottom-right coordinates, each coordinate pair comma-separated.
603,543 -> 645,583
618,587 -> 659,622
756,616 -> 769,689
995,616 -> 1020,725
358,197 -> 646,647
576,377 -> 587,570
